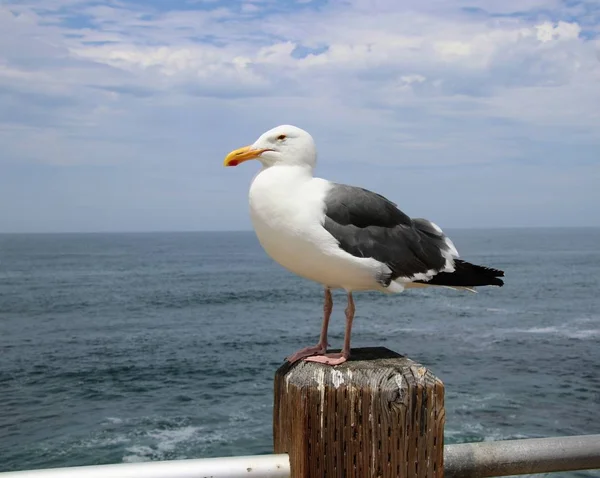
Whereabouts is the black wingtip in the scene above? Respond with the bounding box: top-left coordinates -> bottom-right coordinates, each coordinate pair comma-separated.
419,260 -> 505,288
490,276 -> 505,287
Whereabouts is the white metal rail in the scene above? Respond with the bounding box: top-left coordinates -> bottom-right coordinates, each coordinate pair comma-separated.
1,435 -> 599,477
0,454 -> 290,478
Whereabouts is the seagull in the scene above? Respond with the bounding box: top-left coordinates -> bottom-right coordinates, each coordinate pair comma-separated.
223,125 -> 504,366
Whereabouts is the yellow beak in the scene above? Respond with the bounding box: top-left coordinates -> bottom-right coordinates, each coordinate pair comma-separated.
223,145 -> 266,167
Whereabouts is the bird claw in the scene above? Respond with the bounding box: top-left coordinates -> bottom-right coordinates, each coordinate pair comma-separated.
285,344 -> 328,363
303,352 -> 348,366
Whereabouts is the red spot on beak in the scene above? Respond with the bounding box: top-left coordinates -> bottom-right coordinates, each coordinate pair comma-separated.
228,160 -> 239,167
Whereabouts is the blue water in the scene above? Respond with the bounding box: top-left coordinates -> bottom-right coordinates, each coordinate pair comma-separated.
1,229 -> 599,475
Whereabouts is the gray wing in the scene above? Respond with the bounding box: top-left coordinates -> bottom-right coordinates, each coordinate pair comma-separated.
322,183 -> 455,285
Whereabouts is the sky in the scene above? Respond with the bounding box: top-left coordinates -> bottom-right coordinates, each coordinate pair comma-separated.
0,0 -> 599,233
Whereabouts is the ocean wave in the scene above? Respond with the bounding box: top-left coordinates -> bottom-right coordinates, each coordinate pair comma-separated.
445,422 -> 531,444
122,425 -> 216,463
495,325 -> 600,340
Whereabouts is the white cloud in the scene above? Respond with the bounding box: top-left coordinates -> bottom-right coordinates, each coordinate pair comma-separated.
535,21 -> 582,42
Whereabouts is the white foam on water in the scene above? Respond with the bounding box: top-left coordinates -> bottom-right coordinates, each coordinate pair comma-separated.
520,326 -> 561,334
229,410 -> 251,423
121,423 -> 228,463
564,329 -> 600,339
446,422 -> 530,443
390,327 -> 431,334
103,417 -> 124,425
491,321 -> 599,340
82,435 -> 130,448
122,446 -> 154,463
572,316 -> 600,324
454,392 -> 510,410
147,426 -> 203,453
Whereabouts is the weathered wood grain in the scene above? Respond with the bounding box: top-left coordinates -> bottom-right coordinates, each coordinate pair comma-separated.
274,347 -> 445,478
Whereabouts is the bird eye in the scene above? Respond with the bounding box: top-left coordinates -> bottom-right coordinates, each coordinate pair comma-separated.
277,134 -> 287,141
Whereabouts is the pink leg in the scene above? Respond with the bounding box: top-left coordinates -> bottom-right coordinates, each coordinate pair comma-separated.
286,288 -> 333,363
305,292 -> 355,366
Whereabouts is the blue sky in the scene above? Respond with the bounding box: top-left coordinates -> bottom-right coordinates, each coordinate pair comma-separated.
1,0 -> 599,232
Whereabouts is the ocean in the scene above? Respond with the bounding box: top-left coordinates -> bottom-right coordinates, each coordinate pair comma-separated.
1,229 -> 599,476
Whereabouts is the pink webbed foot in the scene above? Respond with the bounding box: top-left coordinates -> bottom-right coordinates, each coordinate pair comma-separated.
286,344 -> 328,363
303,352 -> 349,366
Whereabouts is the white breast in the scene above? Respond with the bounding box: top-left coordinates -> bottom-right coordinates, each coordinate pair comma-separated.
248,166 -> 386,291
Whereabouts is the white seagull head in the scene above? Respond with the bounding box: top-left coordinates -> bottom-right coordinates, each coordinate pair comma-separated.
224,125 -> 317,170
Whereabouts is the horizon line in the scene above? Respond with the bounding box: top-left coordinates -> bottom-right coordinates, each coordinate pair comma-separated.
1,225 -> 600,235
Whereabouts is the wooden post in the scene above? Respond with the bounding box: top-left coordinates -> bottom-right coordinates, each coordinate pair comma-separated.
273,347 -> 445,478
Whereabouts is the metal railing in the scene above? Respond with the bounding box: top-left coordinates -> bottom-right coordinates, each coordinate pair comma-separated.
0,454 -> 290,478
1,435 -> 599,477
444,434 -> 600,477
